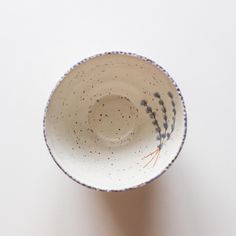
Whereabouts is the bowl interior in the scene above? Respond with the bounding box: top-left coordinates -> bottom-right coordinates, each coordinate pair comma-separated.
44,53 -> 186,191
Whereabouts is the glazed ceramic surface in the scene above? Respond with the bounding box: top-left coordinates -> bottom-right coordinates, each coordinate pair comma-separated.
44,52 -> 187,191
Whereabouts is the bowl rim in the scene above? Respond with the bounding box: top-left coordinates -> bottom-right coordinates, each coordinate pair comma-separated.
43,51 -> 187,192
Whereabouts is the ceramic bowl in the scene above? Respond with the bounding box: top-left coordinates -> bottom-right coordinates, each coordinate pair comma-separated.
43,52 -> 187,191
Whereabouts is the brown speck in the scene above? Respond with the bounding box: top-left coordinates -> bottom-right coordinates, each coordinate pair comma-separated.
96,99 -> 100,102
83,90 -> 85,93
100,114 -> 102,117
99,119 -> 101,122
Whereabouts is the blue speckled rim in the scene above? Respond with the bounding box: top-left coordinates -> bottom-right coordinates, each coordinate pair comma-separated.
43,51 -> 187,192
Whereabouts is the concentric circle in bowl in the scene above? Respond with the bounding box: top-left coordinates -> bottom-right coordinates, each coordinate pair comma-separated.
43,52 -> 187,191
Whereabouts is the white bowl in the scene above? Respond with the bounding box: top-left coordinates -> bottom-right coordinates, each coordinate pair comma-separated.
43,52 -> 187,191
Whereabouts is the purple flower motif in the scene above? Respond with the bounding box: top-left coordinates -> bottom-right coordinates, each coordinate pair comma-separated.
146,106 -> 152,113
152,120 -> 158,125
156,127 -> 161,133
140,91 -> 178,168
154,92 -> 160,98
149,112 -> 156,119
161,133 -> 166,138
161,107 -> 166,113
163,123 -> 168,129
140,100 -> 147,106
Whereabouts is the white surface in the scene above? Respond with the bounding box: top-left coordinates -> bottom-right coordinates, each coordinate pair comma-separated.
0,0 -> 235,235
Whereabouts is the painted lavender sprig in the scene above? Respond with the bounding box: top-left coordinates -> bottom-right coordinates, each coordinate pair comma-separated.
140,99 -> 164,167
153,92 -> 168,146
141,99 -> 162,148
140,91 -> 177,167
167,91 -> 176,140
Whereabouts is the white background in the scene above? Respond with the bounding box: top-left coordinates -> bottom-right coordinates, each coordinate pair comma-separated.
1,0 -> 236,235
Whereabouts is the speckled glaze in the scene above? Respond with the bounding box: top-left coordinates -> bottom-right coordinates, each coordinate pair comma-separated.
43,52 -> 187,192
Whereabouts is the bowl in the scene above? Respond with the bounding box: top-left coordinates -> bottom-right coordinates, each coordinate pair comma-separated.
43,52 -> 187,191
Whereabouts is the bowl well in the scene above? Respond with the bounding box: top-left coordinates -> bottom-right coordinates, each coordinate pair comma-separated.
44,52 -> 187,191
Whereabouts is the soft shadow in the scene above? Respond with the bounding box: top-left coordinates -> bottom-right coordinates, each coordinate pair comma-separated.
95,180 -> 167,236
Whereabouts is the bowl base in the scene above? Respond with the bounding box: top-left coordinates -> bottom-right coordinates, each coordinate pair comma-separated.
88,94 -> 139,147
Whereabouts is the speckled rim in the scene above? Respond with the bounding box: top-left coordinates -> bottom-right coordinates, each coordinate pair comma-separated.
43,51 -> 187,192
